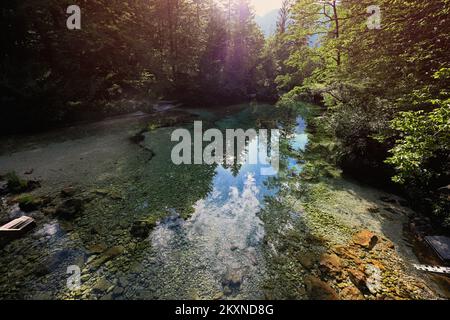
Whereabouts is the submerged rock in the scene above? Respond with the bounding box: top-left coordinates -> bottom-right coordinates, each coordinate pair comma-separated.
5,172 -> 28,193
222,269 -> 243,295
87,243 -> 107,254
4,172 -> 40,194
130,218 -> 157,238
55,198 -> 83,219
61,187 -> 76,198
35,249 -> 86,276
92,277 -> 113,294
112,286 -> 124,297
90,245 -> 125,269
89,225 -> 103,235
129,130 -> 146,144
367,205 -> 380,213
379,196 -> 397,204
0,180 -> 8,195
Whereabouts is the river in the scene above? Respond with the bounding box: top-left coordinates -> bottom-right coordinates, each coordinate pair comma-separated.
0,103 -> 446,299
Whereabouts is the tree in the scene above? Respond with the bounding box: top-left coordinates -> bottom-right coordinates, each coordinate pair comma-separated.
222,0 -> 265,101
276,0 -> 292,34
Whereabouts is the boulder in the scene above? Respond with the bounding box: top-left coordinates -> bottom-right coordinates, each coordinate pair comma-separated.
353,230 -> 378,250
55,198 -> 83,219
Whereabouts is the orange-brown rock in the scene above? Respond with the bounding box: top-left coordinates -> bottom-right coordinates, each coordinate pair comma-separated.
384,239 -> 395,250
368,259 -> 385,270
353,230 -> 378,249
348,268 -> 367,291
304,275 -> 339,300
319,253 -> 342,277
339,285 -> 364,300
334,245 -> 360,260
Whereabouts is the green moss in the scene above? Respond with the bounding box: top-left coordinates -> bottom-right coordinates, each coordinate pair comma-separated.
16,194 -> 41,212
5,171 -> 28,193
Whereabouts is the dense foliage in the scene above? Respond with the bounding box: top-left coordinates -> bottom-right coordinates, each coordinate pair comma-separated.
1,0 -> 267,132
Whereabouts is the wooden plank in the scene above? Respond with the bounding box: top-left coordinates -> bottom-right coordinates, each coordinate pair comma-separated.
0,216 -> 36,238
424,236 -> 450,262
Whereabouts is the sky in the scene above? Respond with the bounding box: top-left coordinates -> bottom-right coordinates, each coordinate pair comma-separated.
250,0 -> 284,16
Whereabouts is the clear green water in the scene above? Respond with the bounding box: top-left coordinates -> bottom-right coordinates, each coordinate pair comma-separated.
0,103 -> 442,300
0,104 -> 307,299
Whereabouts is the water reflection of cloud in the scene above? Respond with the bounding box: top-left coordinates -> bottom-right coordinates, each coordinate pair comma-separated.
148,111 -> 309,297
187,173 -> 265,274
151,173 -> 265,286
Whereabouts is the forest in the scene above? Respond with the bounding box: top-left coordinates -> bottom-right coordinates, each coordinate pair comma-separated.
1,0 -> 267,129
0,0 -> 449,301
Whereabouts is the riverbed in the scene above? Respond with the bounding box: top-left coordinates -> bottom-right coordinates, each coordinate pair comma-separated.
0,103 -> 447,299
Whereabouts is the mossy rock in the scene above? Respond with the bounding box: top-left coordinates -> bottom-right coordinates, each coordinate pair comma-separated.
16,194 -> 42,212
5,172 -> 29,193
55,198 -> 84,219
